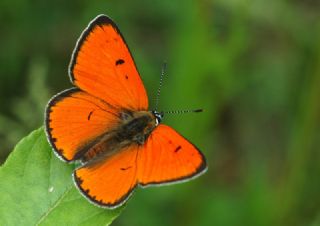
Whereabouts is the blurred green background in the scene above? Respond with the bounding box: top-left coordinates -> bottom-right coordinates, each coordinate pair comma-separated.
1,0 -> 320,225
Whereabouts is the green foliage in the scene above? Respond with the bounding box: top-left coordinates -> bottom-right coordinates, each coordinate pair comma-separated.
0,128 -> 122,226
0,57 -> 50,163
1,0 -> 320,225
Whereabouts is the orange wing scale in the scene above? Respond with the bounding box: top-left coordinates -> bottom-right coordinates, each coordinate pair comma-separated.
74,144 -> 140,208
45,88 -> 119,162
70,15 -> 148,111
138,125 -> 207,186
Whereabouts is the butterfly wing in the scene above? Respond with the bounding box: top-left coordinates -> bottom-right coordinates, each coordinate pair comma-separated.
45,88 -> 120,162
69,15 -> 148,111
138,125 -> 207,186
73,144 -> 139,208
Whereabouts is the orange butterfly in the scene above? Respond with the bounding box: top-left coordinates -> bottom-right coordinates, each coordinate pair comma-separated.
45,14 -> 207,208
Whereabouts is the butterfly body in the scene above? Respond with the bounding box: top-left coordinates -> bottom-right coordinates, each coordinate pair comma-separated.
45,15 -> 207,208
80,110 -> 157,164
117,110 -> 158,145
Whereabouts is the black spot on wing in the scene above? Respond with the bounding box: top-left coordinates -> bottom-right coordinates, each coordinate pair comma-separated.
87,110 -> 94,120
116,59 -> 125,65
174,146 -> 182,153
120,166 -> 132,171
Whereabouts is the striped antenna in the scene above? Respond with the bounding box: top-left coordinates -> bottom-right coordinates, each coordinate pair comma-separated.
163,109 -> 203,114
154,62 -> 167,112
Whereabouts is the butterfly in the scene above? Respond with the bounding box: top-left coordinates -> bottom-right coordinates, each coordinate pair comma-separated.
45,14 -> 207,208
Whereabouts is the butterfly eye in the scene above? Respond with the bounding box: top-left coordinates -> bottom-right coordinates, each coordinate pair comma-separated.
152,111 -> 163,125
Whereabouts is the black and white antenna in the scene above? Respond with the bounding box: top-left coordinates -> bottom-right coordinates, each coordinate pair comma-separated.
154,62 -> 167,112
163,109 -> 203,114
153,62 -> 203,118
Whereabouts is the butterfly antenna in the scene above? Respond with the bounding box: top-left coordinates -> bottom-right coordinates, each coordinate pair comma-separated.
163,109 -> 203,114
154,62 -> 167,112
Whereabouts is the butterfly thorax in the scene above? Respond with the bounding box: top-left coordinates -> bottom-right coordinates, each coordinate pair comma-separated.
81,110 -> 157,163
117,110 -> 157,144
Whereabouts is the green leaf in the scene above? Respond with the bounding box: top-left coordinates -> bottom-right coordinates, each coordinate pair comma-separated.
0,128 -> 123,226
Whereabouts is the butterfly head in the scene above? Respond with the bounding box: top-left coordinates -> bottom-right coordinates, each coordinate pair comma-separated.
152,111 -> 164,126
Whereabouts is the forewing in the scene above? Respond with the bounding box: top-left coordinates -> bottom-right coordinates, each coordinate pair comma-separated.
138,125 -> 207,186
69,14 -> 148,111
45,88 -> 119,162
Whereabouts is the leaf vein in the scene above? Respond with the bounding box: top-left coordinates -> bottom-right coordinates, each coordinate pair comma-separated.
35,186 -> 73,226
